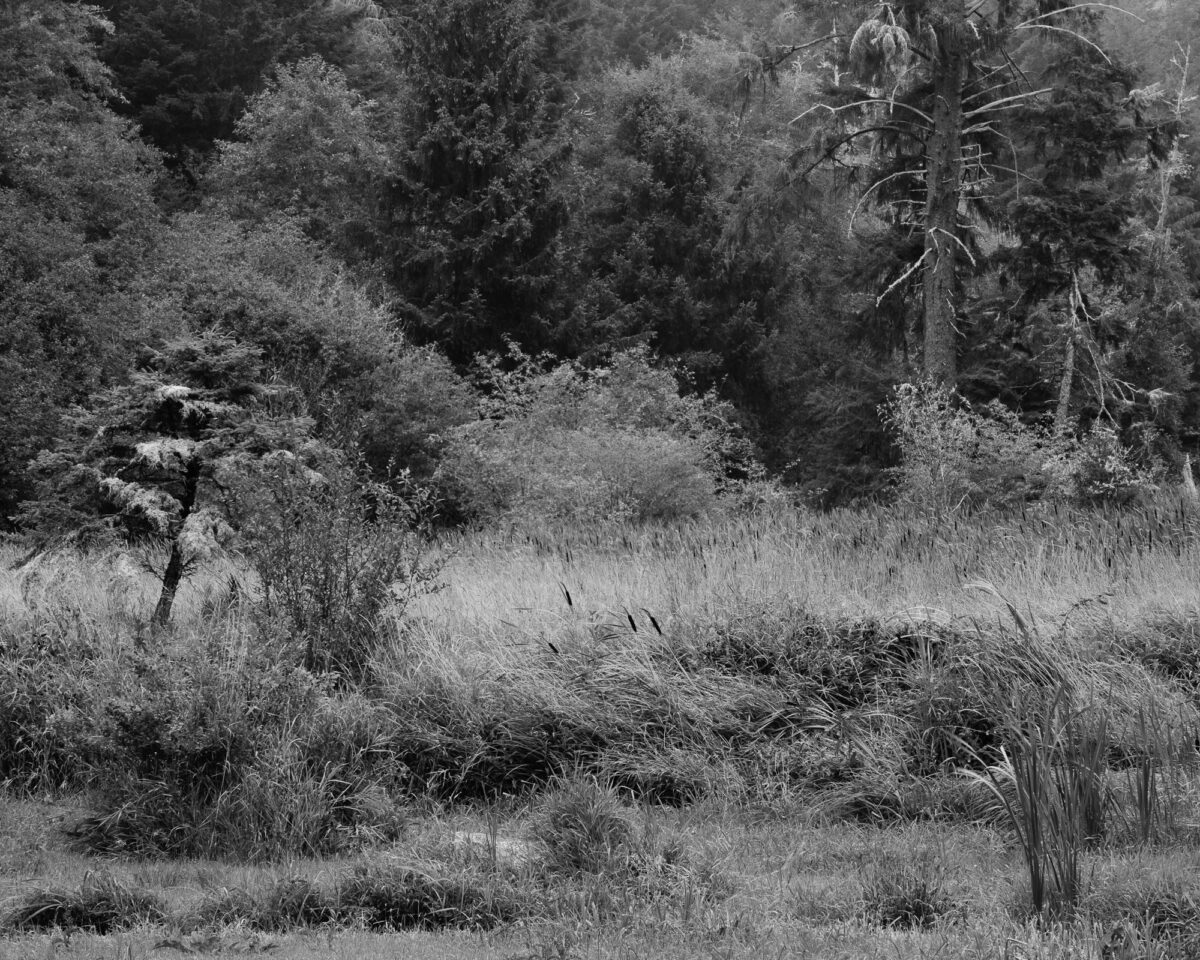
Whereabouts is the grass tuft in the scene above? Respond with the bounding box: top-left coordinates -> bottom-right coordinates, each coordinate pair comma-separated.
338,857 -> 531,930
3,871 -> 164,933
859,853 -> 959,929
531,779 -> 635,876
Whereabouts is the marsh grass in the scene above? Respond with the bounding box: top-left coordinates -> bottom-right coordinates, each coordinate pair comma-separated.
4,497 -> 1200,956
4,871 -> 164,933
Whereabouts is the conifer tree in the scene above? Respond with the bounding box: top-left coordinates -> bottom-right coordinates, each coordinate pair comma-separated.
793,1 -> 1148,386
24,331 -> 315,626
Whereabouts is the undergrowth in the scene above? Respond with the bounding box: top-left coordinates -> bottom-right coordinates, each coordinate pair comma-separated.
2,501 -> 1200,932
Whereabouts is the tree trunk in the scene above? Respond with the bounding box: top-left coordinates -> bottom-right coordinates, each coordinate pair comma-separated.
151,458 -> 201,628
1055,329 -> 1075,436
922,7 -> 967,387
1055,272 -> 1083,435
152,539 -> 186,628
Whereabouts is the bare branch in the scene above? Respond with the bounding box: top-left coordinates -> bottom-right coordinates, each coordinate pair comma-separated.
964,88 -> 1053,119
792,99 -> 933,127
1016,3 -> 1144,28
963,74 -> 1021,106
793,125 -> 913,180
929,227 -> 978,269
848,169 -> 924,236
1014,23 -> 1112,64
876,249 -> 929,306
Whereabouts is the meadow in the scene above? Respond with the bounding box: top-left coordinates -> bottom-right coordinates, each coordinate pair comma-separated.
3,498 -> 1200,959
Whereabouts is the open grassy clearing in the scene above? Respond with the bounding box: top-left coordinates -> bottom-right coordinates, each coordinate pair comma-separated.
4,499 -> 1200,958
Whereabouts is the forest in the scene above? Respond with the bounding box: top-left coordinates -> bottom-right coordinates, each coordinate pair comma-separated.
3,0 -> 1199,535
5,2 -> 1200,959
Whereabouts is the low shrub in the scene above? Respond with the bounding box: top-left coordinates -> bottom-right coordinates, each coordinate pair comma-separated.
859,853 -> 958,929
0,638 -> 82,794
251,877 -> 338,930
51,645 -> 409,860
379,634 -> 784,804
436,347 -> 759,525
1086,873 -> 1200,959
1107,613 -> 1200,691
882,380 -> 1158,508
235,460 -> 441,682
700,604 -> 921,705
531,780 -> 635,876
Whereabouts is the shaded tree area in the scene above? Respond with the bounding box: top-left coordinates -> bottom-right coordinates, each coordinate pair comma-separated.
0,1 -> 164,521
4,0 -> 1200,534
93,0 -> 372,178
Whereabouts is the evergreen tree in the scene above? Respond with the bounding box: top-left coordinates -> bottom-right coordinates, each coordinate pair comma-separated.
551,63 -> 793,396
384,0 -> 572,361
792,0 -> 1141,386
23,332 -> 315,626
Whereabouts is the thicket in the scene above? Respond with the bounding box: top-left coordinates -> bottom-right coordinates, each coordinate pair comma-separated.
883,381 -> 1160,509
436,346 -> 766,525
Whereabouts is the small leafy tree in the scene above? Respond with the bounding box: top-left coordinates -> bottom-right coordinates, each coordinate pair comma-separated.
23,330 -> 314,626
207,56 -> 388,264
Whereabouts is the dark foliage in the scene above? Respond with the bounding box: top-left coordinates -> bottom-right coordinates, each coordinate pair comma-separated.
95,0 -> 366,173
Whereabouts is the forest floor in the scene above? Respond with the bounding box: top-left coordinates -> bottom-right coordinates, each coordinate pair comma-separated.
3,502 -> 1200,959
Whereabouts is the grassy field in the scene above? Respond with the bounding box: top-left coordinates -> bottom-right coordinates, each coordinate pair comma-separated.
3,499 -> 1200,959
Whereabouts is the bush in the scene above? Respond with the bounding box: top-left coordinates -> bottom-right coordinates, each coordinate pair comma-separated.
882,381 -> 1157,508
436,347 -> 759,525
49,641 -> 410,860
339,859 -> 529,930
859,853 -> 958,929
531,780 -> 635,876
1108,613 -> 1200,691
236,459 -> 441,681
0,630 -> 87,794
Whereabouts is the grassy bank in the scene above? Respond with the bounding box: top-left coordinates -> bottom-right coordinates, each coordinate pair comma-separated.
3,499 -> 1200,958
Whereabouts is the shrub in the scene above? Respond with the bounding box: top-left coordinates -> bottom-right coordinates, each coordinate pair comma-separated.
235,459 -> 441,681
51,642 -> 409,860
378,636 -> 772,804
882,381 -> 1157,508
0,630 -> 86,794
1086,875 -> 1200,959
250,877 -> 338,930
1108,613 -> 1200,692
859,853 -> 958,929
339,858 -> 529,930
436,346 -> 758,525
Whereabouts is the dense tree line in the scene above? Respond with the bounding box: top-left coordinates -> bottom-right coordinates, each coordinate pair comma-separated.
3,0 -> 1199,533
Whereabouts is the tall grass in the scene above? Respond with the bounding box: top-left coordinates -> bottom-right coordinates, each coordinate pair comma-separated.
3,494 -> 1200,866
408,495 -> 1200,659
